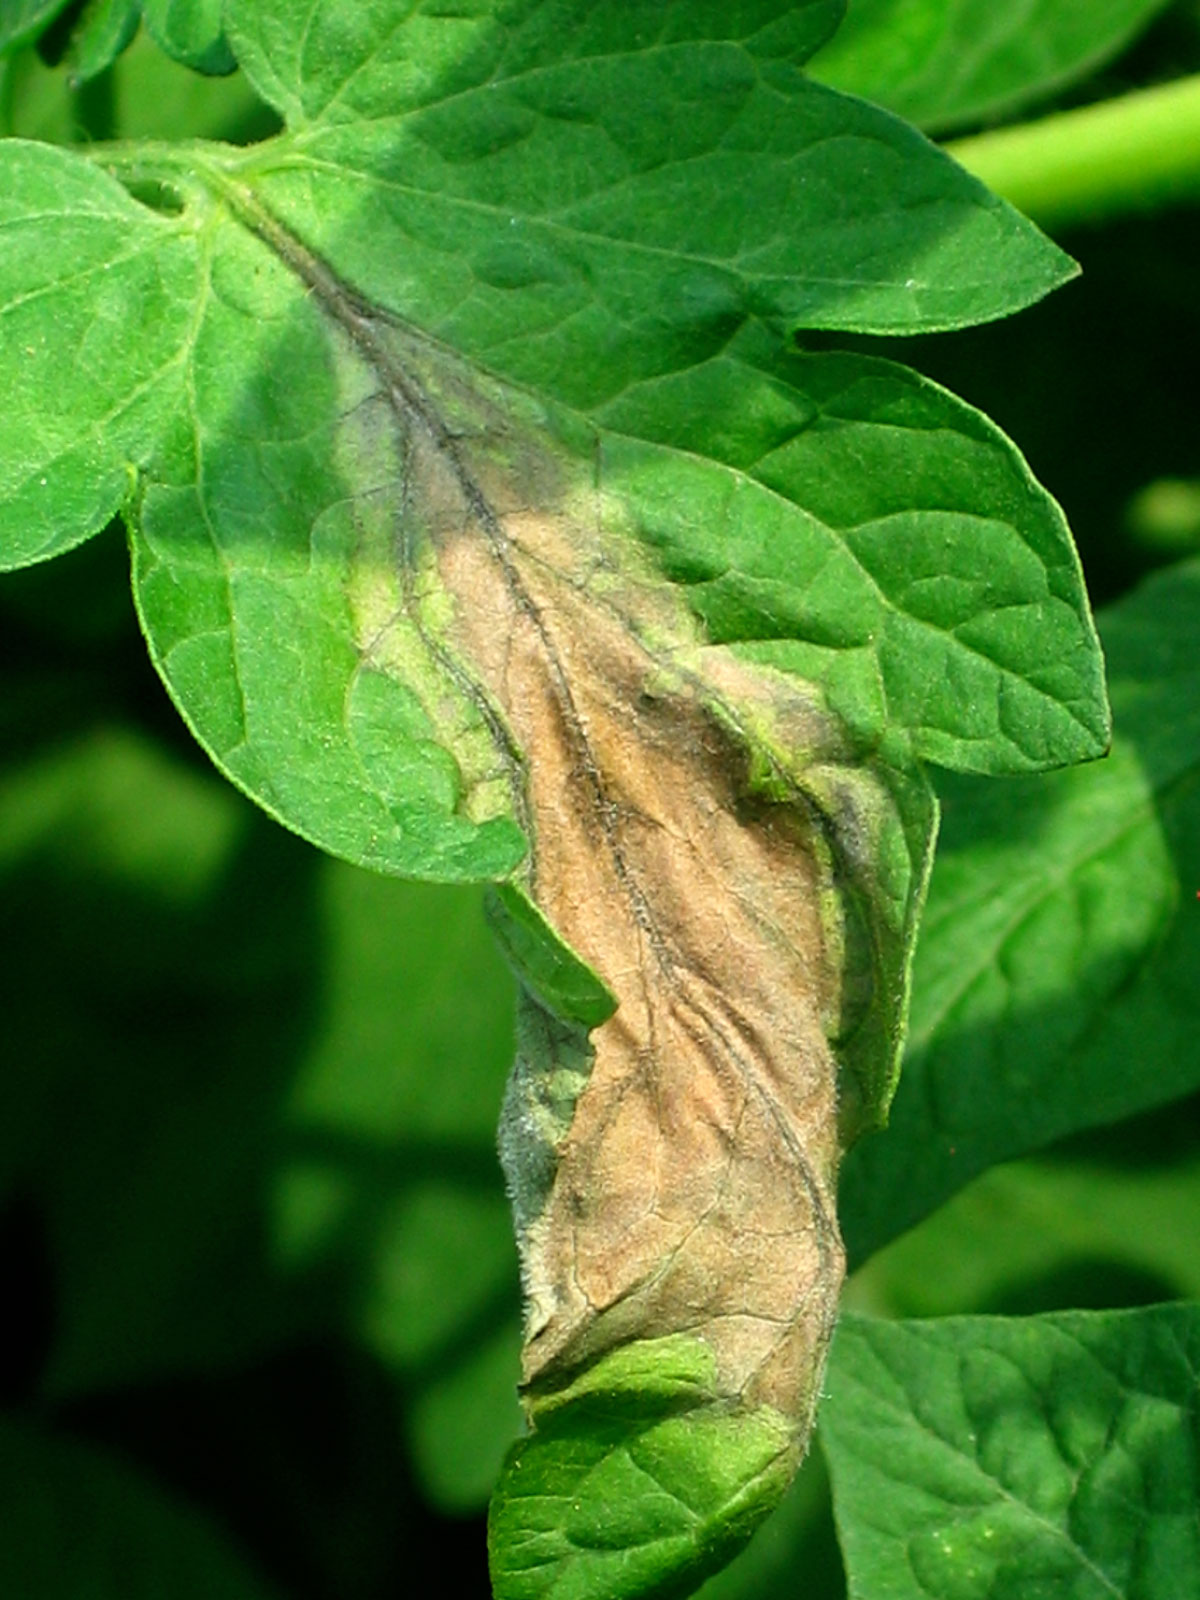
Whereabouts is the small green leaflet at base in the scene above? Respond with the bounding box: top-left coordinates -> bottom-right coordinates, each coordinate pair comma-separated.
489,1337 -> 797,1600
822,1306 -> 1200,1600
485,884 -> 618,1032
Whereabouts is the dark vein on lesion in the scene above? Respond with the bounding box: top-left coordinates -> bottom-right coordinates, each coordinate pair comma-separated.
214,177 -> 663,928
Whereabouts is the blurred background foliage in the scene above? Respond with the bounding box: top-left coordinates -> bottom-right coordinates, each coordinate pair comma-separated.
1,7 -> 1199,1598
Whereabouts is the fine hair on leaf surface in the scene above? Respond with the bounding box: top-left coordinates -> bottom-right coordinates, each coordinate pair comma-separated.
0,4 -> 1130,1600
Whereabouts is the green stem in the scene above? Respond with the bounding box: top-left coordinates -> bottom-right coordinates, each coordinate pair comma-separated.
944,72 -> 1200,231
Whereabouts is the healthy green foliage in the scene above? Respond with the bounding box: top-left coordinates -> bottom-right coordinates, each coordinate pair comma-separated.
811,0 -> 1174,133
0,0 -> 68,55
143,0 -> 236,75
822,1306 -> 1200,1599
490,1338 -> 796,1600
65,0 -> 141,85
841,556 -> 1200,1265
0,4 -> 1193,1600
224,0 -> 1072,345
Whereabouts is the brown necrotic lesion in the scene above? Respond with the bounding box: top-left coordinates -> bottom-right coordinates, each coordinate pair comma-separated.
423,429 -> 848,1430
240,188 -> 853,1432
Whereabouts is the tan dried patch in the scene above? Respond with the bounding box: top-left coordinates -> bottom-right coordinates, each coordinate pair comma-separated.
221,193 -> 850,1427
411,425 -> 847,1428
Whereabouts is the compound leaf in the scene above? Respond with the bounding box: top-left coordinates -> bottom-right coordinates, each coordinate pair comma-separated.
0,6 -> 1112,1597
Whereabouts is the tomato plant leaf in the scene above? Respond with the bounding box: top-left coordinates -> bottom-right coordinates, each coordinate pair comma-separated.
489,1337 -> 798,1600
810,0 -> 1174,134
0,4 -> 1111,1595
143,0 -> 236,75
822,1306 -> 1200,1600
0,1418 -> 279,1597
0,141 -> 197,569
225,0 -> 1076,355
0,0 -> 69,55
64,0 -> 142,85
841,558 -> 1200,1266
106,173 -> 1099,886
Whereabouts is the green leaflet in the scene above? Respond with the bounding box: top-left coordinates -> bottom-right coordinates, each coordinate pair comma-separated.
810,0 -> 1173,134
489,1337 -> 797,1600
225,0 -> 1075,362
224,0 -> 846,127
823,1306 -> 1200,1599
0,141 -> 197,568
143,0 -> 236,75
841,557 -> 1200,1267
